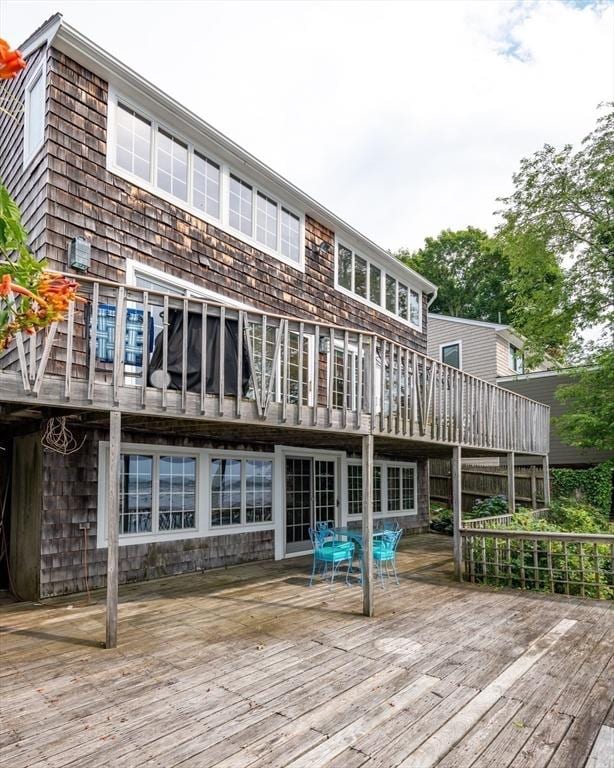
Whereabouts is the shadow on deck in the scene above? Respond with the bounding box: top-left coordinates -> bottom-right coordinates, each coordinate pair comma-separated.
1,534 -> 612,768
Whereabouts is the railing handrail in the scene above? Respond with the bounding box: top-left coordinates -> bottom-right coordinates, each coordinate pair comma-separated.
53,272 -> 550,413
460,527 -> 614,545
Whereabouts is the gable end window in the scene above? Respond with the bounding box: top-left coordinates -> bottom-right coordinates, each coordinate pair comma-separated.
24,63 -> 45,164
441,342 -> 461,369
336,242 -> 421,330
509,344 -> 524,374
108,92 -> 305,270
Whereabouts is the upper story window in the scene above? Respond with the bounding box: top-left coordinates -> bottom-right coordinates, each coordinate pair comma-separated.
108,92 -> 305,270
24,62 -> 45,165
116,103 -> 151,181
336,242 -> 422,330
441,341 -> 461,369
509,343 -> 524,373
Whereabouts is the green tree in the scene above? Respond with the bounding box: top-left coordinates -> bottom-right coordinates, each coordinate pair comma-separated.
398,227 -> 511,322
497,103 -> 614,329
554,346 -> 614,451
398,227 -> 572,364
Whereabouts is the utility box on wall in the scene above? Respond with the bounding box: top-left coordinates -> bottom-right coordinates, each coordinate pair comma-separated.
67,236 -> 91,272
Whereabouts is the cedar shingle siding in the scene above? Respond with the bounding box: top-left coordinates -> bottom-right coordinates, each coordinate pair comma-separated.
44,49 -> 427,351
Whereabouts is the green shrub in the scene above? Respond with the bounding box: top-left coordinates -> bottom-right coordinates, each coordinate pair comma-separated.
551,461 -> 613,516
430,503 -> 453,535
469,494 -> 508,518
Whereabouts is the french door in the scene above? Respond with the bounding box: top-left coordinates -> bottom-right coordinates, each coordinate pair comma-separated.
285,456 -> 337,554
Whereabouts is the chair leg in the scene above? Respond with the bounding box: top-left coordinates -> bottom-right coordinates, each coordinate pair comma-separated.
378,560 -> 385,590
392,558 -> 400,586
309,557 -> 317,587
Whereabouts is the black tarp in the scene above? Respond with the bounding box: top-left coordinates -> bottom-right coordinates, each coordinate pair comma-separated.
148,309 -> 251,396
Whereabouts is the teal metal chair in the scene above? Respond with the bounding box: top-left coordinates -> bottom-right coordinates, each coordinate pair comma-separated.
373,528 -> 403,588
308,527 -> 355,587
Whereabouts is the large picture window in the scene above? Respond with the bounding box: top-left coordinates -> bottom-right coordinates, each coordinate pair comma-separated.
119,452 -> 197,535
346,461 -> 417,518
210,456 -> 273,527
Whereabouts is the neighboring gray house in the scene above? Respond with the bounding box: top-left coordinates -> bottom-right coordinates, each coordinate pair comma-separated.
427,314 -> 555,384
500,369 -> 613,468
427,314 -> 612,469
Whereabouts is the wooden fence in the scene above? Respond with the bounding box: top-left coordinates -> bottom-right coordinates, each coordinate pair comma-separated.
460,528 -> 614,600
430,459 -> 545,512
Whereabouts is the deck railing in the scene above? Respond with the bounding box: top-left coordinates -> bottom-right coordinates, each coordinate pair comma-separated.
462,508 -> 550,530
1,276 -> 549,452
460,528 -> 614,599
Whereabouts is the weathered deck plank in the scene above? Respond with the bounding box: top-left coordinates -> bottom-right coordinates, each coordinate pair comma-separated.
0,534 -> 611,768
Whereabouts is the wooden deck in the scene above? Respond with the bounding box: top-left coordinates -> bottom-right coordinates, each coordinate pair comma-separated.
1,535 -> 612,768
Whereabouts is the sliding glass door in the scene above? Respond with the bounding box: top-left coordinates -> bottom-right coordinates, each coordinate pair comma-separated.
285,456 -> 337,553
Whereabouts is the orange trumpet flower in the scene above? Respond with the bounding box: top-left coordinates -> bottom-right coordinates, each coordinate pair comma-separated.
0,39 -> 27,80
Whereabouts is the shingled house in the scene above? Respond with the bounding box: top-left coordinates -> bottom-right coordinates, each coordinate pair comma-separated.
0,16 -> 550,640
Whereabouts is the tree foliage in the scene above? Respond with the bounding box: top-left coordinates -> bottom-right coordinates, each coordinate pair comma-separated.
554,346 -> 614,451
497,103 -> 614,329
398,227 -> 571,364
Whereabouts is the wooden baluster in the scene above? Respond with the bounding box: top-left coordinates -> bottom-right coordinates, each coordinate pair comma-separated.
342,330 -> 349,429
481,536 -> 487,582
297,322 -> 304,425
356,333 -> 363,429
547,540 -> 554,593
218,306 -> 225,417
200,304 -> 207,415
563,540 -> 570,595
161,294 -> 169,410
64,300 -> 75,400
533,539 -> 539,590
261,314 -> 267,409
87,281 -> 99,403
312,325 -> 320,426
112,287 -> 126,407
395,344 -> 402,435
506,538 -> 512,587
593,542 -> 600,599
236,310 -> 243,419
281,319 -> 289,423
403,347 -> 410,436
380,339 -> 386,433
181,298 -> 188,413
140,291 -> 149,409
327,328 -> 335,427
519,539 -> 526,589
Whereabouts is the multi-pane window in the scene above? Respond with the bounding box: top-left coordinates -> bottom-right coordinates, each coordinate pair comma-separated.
354,254 -> 367,299
338,245 -> 353,290
410,290 -> 420,326
111,96 -> 304,267
116,103 -> 151,181
25,66 -> 45,162
509,344 -> 524,373
387,466 -> 401,512
120,455 -> 153,534
245,460 -> 273,523
346,462 -> 414,517
229,175 -> 253,236
193,152 -> 220,218
158,456 -> 196,530
211,457 -> 273,527
119,453 -> 197,535
157,129 -> 188,200
369,265 -> 381,304
256,193 -> 278,250
332,347 -> 364,410
281,209 -> 300,263
336,242 -> 421,328
348,464 -> 362,516
385,274 -> 397,314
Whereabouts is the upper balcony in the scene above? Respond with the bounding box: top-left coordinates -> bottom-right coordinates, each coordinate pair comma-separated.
0,276 -> 549,455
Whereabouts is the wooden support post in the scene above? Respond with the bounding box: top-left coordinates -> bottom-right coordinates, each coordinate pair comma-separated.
106,410 -> 121,649
530,465 -> 537,509
452,445 -> 462,581
507,452 -> 515,514
362,433 -> 374,617
542,454 -> 551,507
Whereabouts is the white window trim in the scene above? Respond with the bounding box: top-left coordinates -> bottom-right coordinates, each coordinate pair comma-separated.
334,239 -> 422,332
439,340 -> 463,370
344,459 -> 418,520
107,89 -> 306,272
23,59 -> 46,168
97,443 -> 276,547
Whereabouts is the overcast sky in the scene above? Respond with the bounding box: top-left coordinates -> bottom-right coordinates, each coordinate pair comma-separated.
2,0 -> 613,253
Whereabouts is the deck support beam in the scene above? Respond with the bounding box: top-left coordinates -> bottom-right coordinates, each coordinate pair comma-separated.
452,445 -> 462,581
106,410 -> 121,649
362,432 -> 374,617
507,452 -> 515,514
542,454 -> 550,507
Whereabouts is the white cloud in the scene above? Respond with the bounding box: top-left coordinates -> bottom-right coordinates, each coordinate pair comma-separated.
4,0 -> 613,251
